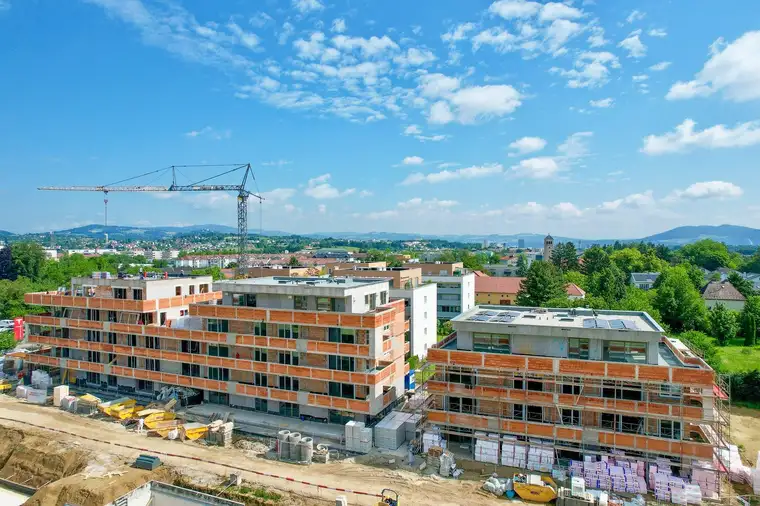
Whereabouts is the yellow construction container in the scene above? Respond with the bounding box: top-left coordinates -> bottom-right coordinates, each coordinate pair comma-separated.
513,474 -> 558,503
111,404 -> 144,420
181,423 -> 209,441
144,411 -> 177,429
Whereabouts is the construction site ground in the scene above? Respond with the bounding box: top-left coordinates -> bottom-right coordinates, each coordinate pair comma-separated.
0,396 -> 515,506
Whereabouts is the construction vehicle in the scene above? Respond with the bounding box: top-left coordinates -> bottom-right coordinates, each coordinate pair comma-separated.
377,488 -> 400,506
0,379 -> 13,394
513,474 -> 558,503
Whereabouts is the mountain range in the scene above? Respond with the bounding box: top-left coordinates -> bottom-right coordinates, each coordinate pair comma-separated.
2,224 -> 759,247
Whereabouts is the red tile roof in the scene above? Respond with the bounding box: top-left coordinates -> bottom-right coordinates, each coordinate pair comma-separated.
475,276 -> 524,294
565,283 -> 586,297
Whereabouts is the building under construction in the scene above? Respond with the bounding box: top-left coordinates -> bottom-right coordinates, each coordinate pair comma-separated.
423,305 -> 729,482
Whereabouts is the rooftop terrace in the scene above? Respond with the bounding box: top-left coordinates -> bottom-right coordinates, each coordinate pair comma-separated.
215,276 -> 389,289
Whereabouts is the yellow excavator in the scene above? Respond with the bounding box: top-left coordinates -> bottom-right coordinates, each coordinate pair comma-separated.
376,489 -> 400,506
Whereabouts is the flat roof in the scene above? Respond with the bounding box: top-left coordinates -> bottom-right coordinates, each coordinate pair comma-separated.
452,305 -> 663,333
214,276 -> 389,289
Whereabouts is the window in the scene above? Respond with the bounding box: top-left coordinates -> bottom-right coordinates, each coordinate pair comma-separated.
132,288 -> 144,300
294,295 -> 308,310
138,380 -> 153,392
208,319 -> 229,333
562,382 -> 581,395
254,372 -> 268,387
86,330 -> 101,342
448,396 -> 474,413
561,409 -> 581,426
199,284 -> 209,293
473,333 -> 511,353
254,398 -> 268,412
181,340 -> 201,354
512,404 -> 525,420
208,367 -> 230,381
182,363 -> 201,377
329,382 -> 355,399
254,348 -> 267,362
568,338 -> 590,360
253,322 -> 266,336
278,376 -> 299,391
113,288 -> 127,299
603,341 -> 647,363
86,309 -> 100,321
278,352 -> 299,365
209,392 -> 229,405
86,372 -> 100,384
660,384 -> 682,399
127,356 -> 137,368
107,375 -> 117,387
128,334 -> 137,347
208,345 -> 229,357
440,305 -> 461,313
602,381 -> 643,401
380,291 -> 388,305
278,325 -> 300,339
527,380 -> 543,392
146,336 -> 160,350
660,420 -> 681,440
527,405 -> 543,422
233,294 -> 257,307
279,402 -> 299,418
364,293 -> 377,310
175,286 -> 182,296
328,355 -> 355,372
446,370 -> 473,387
108,311 -> 117,322
106,332 -> 117,344
146,358 -> 161,372
316,297 -> 332,312
189,285 -> 196,295
87,351 -> 101,363
108,353 -> 116,364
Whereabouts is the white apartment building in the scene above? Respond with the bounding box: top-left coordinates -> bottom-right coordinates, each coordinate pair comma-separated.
422,273 -> 476,321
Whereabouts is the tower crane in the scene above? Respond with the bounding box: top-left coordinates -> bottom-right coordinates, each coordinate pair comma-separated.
39,163 -> 263,278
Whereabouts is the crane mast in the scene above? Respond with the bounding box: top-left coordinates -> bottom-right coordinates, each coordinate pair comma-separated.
39,163 -> 263,278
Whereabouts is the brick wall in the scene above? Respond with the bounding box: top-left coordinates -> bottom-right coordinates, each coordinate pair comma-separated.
304,353 -> 327,368
301,378 -> 328,394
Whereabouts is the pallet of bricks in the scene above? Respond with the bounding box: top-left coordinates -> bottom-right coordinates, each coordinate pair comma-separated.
568,455 -> 647,495
650,458 -> 702,505
501,436 -> 527,468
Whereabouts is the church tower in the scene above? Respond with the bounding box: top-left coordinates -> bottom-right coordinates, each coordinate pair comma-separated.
543,234 -> 554,262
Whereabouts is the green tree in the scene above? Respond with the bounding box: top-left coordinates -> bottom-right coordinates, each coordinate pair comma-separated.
564,270 -> 588,291
681,263 -> 707,291
288,256 -> 300,267
437,320 -> 453,338
610,248 -> 644,276
516,261 -> 565,307
11,242 -> 46,281
640,251 -> 668,273
708,303 -> 738,346
741,247 -> 760,273
152,259 -> 170,268
727,272 -> 755,299
741,296 -> 760,338
551,242 -> 579,272
190,267 -> 225,281
653,265 -> 707,332
588,264 -> 627,306
0,331 -> 16,351
516,254 -> 529,277
0,277 -> 47,319
743,312 -> 757,346
679,239 -> 732,270
679,331 -> 718,368
615,286 -> 662,323
0,247 -> 13,280
581,246 -> 611,276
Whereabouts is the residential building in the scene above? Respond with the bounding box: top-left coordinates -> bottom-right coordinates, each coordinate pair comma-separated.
43,248 -> 59,261
543,234 -> 554,262
404,262 -> 464,277
332,266 -> 436,358
475,277 -> 586,306
739,272 -> 760,291
425,305 -> 727,478
326,261 -> 387,275
312,249 -> 353,259
518,239 -> 525,249
421,271 -> 475,320
241,266 -> 315,278
631,272 -> 660,291
23,275 -> 409,425
176,254 -> 237,269
483,264 -> 520,277
702,281 -> 746,310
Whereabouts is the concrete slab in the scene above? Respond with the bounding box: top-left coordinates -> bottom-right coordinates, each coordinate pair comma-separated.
179,404 -> 346,447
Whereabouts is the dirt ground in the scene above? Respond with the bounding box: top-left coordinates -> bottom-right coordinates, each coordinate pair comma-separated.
0,397 -> 512,506
730,407 -> 760,464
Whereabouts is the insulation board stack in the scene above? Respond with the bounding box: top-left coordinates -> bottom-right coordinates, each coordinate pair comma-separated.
357,427 -> 372,454
344,421 -> 363,452
692,460 -> 719,499
15,385 -> 28,399
527,442 -> 554,472
423,430 -> 444,453
26,388 -> 48,405
684,484 -> 702,505
53,385 -> 69,407
474,432 -> 498,465
404,413 -> 423,441
374,411 -> 408,450
500,437 -> 527,468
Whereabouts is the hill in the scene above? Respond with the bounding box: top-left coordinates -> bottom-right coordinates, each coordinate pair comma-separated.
641,225 -> 760,246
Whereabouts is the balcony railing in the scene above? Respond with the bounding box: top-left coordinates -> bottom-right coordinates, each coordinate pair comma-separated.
24,291 -> 222,312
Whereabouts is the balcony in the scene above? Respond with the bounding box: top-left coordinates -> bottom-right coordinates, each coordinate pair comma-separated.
24,291 -> 222,312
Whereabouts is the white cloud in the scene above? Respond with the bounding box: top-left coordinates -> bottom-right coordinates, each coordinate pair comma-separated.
304,174 -> 356,199
589,97 -> 614,108
597,190 -> 655,213
293,32 -> 327,59
632,74 -> 649,82
648,28 -> 667,38
642,119 -> 760,155
293,0 -> 324,14
367,210 -> 399,220
626,10 -> 646,24
550,51 -> 620,88
317,204 -> 327,214
0,0 -> 9,12
184,126 -> 231,140
248,12 -> 273,28
558,131 -> 593,158
401,164 -> 504,185
418,73 -> 461,98
545,19 -> 583,53
332,34 -> 399,57
394,47 -> 437,66
442,22 -> 476,43
552,202 -> 584,218
508,136 -> 547,156
417,134 -> 448,142
587,26 -> 607,47
666,31 -> 760,102
402,156 -> 424,165
278,22 -> 295,45
261,160 -> 292,167
473,27 -> 517,53
428,85 -> 523,125
331,18 -> 346,33
539,2 -> 583,22
665,181 -> 743,202
650,61 -> 671,72
488,0 -> 541,19
510,157 -> 561,179
404,125 -> 422,135
397,198 -> 459,209
261,188 -> 297,201
227,22 -> 260,50
359,190 -> 373,197
618,29 -> 647,58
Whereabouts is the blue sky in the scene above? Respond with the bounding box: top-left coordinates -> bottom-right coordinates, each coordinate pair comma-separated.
1,0 -> 760,238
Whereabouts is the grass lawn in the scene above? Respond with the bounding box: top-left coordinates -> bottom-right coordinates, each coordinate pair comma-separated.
714,338 -> 760,373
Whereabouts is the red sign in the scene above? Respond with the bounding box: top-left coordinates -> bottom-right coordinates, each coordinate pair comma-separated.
13,317 -> 23,341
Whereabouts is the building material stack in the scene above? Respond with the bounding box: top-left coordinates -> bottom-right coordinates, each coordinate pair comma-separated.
691,460 -> 720,499
474,432 -> 499,465
422,428 -> 444,452
527,441 -> 554,472
501,437 -> 527,468
345,421 -> 372,454
374,411 -> 407,450
53,385 -> 69,407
